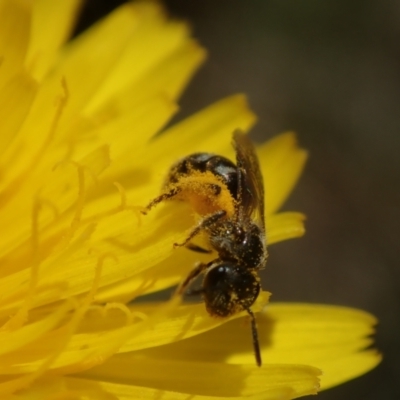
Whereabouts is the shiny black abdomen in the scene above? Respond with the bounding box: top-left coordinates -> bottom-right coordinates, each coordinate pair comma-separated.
168,153 -> 238,199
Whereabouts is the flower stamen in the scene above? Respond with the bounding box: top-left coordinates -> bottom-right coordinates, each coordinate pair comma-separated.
103,302 -> 135,326
113,181 -> 127,211
2,196 -> 57,330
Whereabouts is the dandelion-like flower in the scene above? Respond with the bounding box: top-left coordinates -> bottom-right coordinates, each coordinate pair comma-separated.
0,1 -> 380,399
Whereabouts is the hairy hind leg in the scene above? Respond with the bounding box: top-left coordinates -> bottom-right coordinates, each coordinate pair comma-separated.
185,243 -> 213,254
174,260 -> 214,296
173,209 -> 226,248
141,186 -> 181,215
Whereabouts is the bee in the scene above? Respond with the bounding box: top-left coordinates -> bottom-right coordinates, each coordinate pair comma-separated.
143,130 -> 267,366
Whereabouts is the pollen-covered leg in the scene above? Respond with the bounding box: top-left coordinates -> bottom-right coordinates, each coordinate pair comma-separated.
185,243 -> 212,254
141,186 -> 181,214
174,261 -> 212,296
185,287 -> 205,296
173,209 -> 226,248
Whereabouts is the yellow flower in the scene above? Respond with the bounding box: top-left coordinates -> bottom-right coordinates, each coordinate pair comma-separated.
0,1 -> 380,399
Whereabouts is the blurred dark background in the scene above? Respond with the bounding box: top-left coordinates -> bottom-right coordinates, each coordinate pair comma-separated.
76,1 -> 400,399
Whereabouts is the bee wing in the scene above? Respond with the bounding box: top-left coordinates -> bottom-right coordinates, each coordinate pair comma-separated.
232,130 -> 266,231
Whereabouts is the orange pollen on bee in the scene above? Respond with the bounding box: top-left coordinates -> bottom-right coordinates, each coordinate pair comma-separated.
167,170 -> 236,217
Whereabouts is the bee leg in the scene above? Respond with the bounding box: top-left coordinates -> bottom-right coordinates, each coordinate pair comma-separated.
173,210 -> 226,248
244,306 -> 262,367
185,288 -> 204,296
175,261 -> 213,296
185,243 -> 212,254
141,186 -> 181,215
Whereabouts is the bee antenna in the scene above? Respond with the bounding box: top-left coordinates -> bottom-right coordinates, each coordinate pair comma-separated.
245,307 -> 262,367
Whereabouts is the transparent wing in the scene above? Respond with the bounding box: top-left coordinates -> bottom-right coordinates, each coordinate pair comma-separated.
232,130 -> 266,231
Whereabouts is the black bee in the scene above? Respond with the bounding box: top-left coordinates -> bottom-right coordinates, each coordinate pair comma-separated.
143,130 -> 267,366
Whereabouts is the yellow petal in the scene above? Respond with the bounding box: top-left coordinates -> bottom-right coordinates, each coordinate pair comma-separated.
1,293 -> 268,374
141,95 -> 256,186
85,2 -> 202,113
0,0 -> 30,87
15,376 -> 298,400
0,301 -> 70,356
1,3 -> 137,180
0,72 -> 37,156
0,320 -> 134,375
0,1 -> 380,398
267,211 -> 306,244
118,39 -> 206,106
78,356 -> 320,398
0,145 -> 111,283
51,4 -> 139,127
318,350 -> 381,390
95,240 -> 212,302
121,292 -> 270,352
149,303 -> 379,391
97,95 -> 177,159
259,132 -> 308,215
264,304 -> 381,389
26,0 -> 82,80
